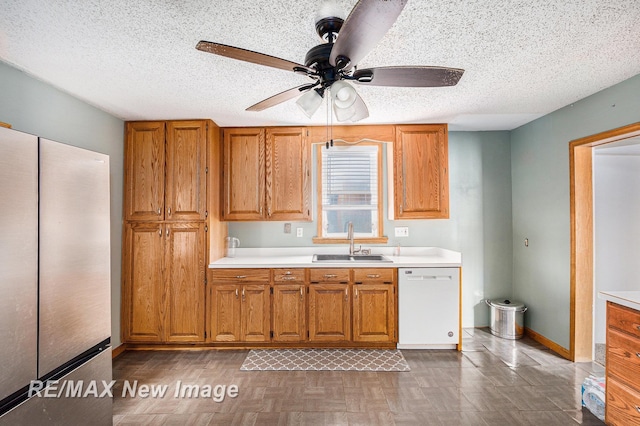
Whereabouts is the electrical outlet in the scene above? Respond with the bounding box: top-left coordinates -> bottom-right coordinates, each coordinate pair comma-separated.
284,223 -> 291,234
395,226 -> 409,237
296,227 -> 303,237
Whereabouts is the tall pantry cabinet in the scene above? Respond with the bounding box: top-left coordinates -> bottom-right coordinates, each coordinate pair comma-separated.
122,120 -> 219,343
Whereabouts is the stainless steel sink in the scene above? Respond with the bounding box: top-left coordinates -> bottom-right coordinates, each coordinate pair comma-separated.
351,255 -> 392,262
312,254 -> 392,263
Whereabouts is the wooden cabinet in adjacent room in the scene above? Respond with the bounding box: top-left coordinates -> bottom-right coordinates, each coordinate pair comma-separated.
605,302 -> 640,425
208,269 -> 271,343
222,127 -> 310,221
352,269 -> 396,343
393,124 -> 449,219
122,222 -> 206,343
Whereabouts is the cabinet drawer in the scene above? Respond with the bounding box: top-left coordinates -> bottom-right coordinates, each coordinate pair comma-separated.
606,376 -> 640,425
353,268 -> 394,283
607,328 -> 640,389
310,268 -> 350,283
608,302 -> 640,340
273,268 -> 306,283
210,268 -> 270,283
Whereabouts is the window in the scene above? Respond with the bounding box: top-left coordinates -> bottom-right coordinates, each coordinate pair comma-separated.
315,143 -> 385,242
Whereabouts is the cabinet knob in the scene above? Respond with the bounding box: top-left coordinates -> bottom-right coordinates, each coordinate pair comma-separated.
355,288 -> 358,298
367,274 -> 381,278
235,275 -> 247,279
300,286 -> 303,300
636,352 -> 640,359
157,208 -> 161,215
235,288 -> 239,298
324,274 -> 337,279
168,207 -> 171,216
345,287 -> 348,302
282,276 -> 296,281
636,405 -> 640,414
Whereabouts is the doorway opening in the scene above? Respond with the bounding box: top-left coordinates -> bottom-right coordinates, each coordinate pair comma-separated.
569,122 -> 640,361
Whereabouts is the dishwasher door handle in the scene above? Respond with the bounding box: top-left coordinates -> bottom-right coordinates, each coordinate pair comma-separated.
405,275 -> 453,281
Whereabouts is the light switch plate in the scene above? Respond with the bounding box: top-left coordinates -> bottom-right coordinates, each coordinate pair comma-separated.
296,227 -> 303,237
395,226 -> 409,237
284,223 -> 291,234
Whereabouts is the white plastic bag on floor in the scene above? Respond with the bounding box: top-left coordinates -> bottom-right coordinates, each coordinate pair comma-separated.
581,375 -> 605,421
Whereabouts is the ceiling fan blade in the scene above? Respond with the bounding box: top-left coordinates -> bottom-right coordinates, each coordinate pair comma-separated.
329,0 -> 408,71
353,66 -> 464,87
246,84 -> 315,112
196,41 -> 313,74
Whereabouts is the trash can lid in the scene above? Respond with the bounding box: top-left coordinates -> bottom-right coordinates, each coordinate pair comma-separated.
487,298 -> 526,310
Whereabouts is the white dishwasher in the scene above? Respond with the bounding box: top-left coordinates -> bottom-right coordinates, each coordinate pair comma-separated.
398,268 -> 460,349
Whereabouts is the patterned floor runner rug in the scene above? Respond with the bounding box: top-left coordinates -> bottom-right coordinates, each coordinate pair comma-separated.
240,349 -> 410,371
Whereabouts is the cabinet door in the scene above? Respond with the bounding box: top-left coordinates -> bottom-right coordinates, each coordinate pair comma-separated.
210,285 -> 242,342
123,222 -> 165,342
353,284 -> 395,342
266,127 -> 311,221
164,223 -> 206,342
124,122 -> 165,221
242,285 -> 271,342
394,125 -> 449,219
165,121 -> 208,221
308,284 -> 350,342
272,285 -> 306,342
223,128 -> 265,220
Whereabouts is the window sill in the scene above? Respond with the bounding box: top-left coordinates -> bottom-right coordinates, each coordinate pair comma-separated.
312,236 -> 389,244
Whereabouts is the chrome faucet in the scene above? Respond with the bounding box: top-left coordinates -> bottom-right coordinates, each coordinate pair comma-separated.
347,222 -> 361,256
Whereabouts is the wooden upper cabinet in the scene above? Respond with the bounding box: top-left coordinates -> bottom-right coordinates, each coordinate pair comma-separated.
124,121 -> 165,221
223,128 -> 265,220
124,120 -> 208,221
394,124 -> 449,219
222,127 -> 310,221
165,121 -> 208,221
266,127 -> 311,221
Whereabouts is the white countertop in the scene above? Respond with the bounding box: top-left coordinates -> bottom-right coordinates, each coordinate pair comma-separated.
599,291 -> 640,311
209,246 -> 462,269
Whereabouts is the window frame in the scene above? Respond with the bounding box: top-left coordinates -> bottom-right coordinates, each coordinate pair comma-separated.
313,141 -> 387,244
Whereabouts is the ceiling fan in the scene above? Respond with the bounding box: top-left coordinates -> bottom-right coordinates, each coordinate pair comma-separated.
196,0 -> 464,123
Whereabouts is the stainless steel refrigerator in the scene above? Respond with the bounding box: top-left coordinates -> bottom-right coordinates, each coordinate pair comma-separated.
0,127 -> 112,424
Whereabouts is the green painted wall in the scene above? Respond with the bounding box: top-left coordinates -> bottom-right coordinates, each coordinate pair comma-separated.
511,73 -> 640,349
0,60 -> 125,348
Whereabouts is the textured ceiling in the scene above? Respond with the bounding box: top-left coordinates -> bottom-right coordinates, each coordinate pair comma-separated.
1,0 -> 639,131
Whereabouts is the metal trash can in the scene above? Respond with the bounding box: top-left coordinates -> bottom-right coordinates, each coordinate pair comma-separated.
485,299 -> 527,339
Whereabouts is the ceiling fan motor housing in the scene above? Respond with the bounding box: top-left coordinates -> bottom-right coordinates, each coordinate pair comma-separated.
305,43 -> 339,86
315,16 -> 343,41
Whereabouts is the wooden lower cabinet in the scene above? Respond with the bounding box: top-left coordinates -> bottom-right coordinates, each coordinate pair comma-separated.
353,284 -> 395,343
123,222 -> 206,343
272,284 -> 306,342
308,284 -> 351,342
206,267 -> 397,348
210,284 -> 270,343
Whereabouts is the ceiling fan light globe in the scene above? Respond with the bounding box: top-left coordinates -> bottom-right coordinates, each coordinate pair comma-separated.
333,103 -> 356,122
331,80 -> 357,109
296,89 -> 323,118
